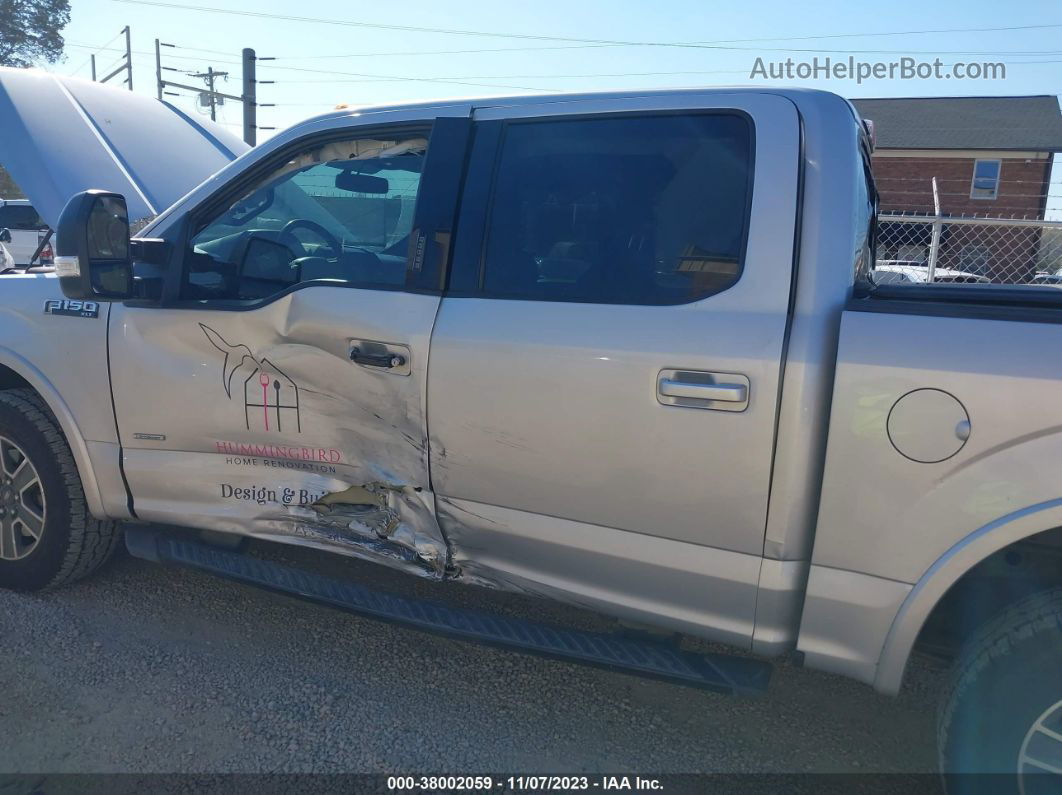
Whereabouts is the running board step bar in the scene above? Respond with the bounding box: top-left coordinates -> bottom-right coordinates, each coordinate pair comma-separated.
125,527 -> 772,696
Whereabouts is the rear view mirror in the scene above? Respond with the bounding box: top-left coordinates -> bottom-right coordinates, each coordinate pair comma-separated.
228,189 -> 274,226
335,171 -> 389,194
55,190 -> 134,301
0,228 -> 10,244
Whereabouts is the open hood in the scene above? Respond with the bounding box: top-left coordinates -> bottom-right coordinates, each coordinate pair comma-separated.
0,68 -> 249,228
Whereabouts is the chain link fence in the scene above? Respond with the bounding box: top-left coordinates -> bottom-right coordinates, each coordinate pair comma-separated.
875,214 -> 1062,286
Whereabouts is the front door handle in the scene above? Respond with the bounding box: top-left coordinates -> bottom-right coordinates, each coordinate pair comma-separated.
350,347 -> 405,369
659,380 -> 747,403
657,370 -> 750,412
348,339 -> 412,376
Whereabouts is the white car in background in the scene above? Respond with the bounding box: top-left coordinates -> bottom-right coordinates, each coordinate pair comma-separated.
0,197 -> 52,265
1030,271 -> 1062,287
873,259 -> 989,284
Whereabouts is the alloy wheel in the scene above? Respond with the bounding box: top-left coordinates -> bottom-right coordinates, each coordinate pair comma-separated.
0,436 -> 45,561
1019,697 -> 1062,793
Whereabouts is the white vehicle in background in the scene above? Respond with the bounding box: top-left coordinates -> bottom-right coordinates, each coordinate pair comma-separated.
1030,271 -> 1062,287
0,198 -> 52,265
0,239 -> 13,271
873,258 -> 989,284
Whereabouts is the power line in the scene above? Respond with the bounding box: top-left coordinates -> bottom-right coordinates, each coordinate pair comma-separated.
266,46 -> 1062,61
243,61 -> 555,92
276,60 -> 1062,83
275,70 -> 747,84
65,49 -> 1062,94
67,28 -> 128,76
65,41 -> 1062,86
274,44 -> 1062,56
66,41 -> 244,67
249,58 -> 1060,88
278,44 -> 627,60
108,2 -> 1062,56
681,21 -> 1062,42
258,65 -> 554,92
66,42 -> 555,91
70,45 -> 1062,86
81,39 -> 1062,63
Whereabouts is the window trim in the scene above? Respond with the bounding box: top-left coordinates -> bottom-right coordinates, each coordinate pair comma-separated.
147,121 -> 442,310
450,109 -> 756,306
855,133 -> 879,285
970,158 -> 1001,200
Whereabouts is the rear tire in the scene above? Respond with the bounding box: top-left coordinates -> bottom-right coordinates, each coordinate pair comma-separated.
0,389 -> 120,591
938,588 -> 1062,794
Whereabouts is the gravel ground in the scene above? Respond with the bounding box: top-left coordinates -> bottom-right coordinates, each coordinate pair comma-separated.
0,527 -> 945,775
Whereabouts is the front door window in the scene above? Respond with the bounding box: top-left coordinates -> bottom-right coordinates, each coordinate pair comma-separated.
185,135 -> 428,300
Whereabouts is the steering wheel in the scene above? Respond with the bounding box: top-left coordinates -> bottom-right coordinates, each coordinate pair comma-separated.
278,219 -> 342,259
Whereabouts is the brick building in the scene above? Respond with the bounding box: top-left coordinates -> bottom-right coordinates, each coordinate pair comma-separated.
851,95 -> 1062,280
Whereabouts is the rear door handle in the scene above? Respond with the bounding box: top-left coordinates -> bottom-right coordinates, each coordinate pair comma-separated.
657,370 -> 750,412
659,380 -> 747,402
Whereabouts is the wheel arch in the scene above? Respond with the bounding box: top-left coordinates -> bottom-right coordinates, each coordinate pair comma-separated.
0,348 -> 108,519
875,498 -> 1062,694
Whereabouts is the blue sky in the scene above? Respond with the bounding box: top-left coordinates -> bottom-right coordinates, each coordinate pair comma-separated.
51,0 -> 1062,137
43,0 -> 1062,219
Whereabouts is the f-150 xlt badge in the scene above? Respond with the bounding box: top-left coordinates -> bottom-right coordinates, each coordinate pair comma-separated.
200,323 -> 302,433
43,299 -> 99,318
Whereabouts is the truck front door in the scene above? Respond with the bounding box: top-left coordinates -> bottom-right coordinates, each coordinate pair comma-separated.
107,112 -> 469,576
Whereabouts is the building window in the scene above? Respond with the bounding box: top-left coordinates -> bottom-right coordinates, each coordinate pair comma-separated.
958,244 -> 991,275
970,159 -> 1001,200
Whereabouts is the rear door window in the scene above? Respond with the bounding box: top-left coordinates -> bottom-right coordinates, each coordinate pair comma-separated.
476,114 -> 753,305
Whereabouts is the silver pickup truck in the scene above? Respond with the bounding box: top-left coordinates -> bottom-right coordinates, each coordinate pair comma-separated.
1,69 -> 1060,787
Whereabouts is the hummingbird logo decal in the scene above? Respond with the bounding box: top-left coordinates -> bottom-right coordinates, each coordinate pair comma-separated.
200,323 -> 301,433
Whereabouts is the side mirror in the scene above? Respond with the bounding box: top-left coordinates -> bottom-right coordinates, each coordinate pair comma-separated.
55,190 -> 133,301
0,228 -> 10,244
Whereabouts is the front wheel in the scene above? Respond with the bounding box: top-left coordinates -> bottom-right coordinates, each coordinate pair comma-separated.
0,389 -> 121,591
938,588 -> 1062,794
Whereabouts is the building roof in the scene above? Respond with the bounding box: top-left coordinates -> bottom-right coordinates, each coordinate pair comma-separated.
850,95 -> 1062,151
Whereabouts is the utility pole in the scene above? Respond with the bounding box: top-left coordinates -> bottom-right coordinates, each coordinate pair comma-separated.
157,42 -> 241,117
240,48 -> 277,146
186,67 -> 228,121
242,48 -> 256,146
92,26 -> 133,90
207,67 -> 217,121
124,25 -> 133,90
154,42 -> 273,146
154,38 -> 166,100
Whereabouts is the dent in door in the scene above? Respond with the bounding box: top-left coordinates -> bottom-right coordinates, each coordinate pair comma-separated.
164,318 -> 450,577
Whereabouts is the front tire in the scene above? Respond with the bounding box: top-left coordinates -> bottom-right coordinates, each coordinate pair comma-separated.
938,588 -> 1062,794
0,389 -> 120,591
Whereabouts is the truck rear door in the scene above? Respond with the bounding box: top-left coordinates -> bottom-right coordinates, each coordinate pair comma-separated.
427,93 -> 800,646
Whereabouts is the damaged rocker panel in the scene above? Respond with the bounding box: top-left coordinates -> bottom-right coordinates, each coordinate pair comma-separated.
298,482 -> 448,577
